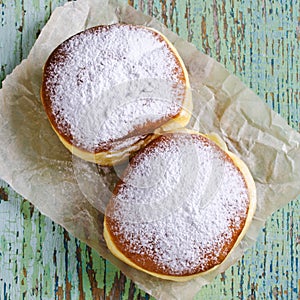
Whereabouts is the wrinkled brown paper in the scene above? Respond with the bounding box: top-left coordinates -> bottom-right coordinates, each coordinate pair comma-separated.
0,0 -> 299,299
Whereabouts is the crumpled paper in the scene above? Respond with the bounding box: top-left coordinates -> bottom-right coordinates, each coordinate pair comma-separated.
0,0 -> 299,299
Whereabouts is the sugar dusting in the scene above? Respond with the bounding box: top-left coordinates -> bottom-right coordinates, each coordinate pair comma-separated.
44,25 -> 185,151
107,133 -> 249,275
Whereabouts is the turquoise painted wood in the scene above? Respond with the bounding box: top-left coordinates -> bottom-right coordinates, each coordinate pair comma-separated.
0,0 -> 299,299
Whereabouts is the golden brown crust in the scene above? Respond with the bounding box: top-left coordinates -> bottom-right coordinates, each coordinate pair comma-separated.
104,130 -> 256,281
41,24 -> 192,165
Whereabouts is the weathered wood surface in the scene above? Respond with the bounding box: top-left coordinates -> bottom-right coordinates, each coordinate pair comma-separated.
0,0 -> 299,299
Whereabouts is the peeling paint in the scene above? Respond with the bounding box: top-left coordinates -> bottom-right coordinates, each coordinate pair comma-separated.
0,187 -> 8,201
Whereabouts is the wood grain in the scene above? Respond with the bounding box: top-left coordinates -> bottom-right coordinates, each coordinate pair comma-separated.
0,0 -> 299,299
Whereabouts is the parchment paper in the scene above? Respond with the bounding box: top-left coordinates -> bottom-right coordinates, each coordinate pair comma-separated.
0,0 -> 300,299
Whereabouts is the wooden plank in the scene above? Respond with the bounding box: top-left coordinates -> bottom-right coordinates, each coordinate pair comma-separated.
0,179 -> 151,299
0,0 -> 299,299
0,0 -> 23,88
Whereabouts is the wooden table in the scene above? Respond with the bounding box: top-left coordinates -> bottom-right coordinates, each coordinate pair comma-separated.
0,0 -> 299,299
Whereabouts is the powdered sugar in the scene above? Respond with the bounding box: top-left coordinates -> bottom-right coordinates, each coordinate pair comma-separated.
44,25 -> 186,152
107,133 -> 249,275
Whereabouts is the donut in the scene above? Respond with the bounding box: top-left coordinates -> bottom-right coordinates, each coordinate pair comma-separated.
41,24 -> 191,165
104,130 -> 256,281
